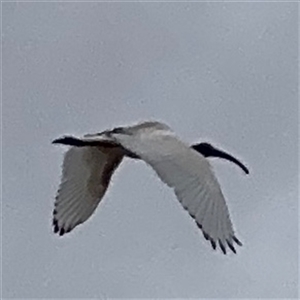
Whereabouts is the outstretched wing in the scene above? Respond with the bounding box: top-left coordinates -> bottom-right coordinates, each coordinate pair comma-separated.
112,130 -> 242,254
53,145 -> 124,235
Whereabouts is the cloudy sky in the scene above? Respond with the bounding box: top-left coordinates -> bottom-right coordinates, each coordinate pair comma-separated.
2,2 -> 298,299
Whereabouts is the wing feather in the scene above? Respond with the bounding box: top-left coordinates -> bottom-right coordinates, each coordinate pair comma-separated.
113,130 -> 241,254
53,146 -> 123,235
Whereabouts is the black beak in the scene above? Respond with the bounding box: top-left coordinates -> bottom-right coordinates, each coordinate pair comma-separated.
192,143 -> 249,175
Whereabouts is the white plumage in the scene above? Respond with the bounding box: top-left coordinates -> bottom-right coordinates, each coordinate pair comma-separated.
53,145 -> 123,235
53,121 -> 248,254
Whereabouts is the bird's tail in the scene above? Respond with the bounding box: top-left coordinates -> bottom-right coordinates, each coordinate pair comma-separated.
52,136 -> 95,147
52,134 -> 118,148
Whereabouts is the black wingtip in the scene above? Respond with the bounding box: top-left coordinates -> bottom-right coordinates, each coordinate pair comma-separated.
53,218 -> 59,234
59,228 -> 65,236
233,235 -> 243,246
193,214 -> 241,255
53,216 -> 66,236
226,239 -> 237,254
219,239 -> 227,255
210,239 -> 217,250
203,231 -> 210,241
196,222 -> 202,229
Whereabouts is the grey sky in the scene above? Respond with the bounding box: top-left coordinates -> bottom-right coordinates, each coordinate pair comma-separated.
2,2 -> 298,299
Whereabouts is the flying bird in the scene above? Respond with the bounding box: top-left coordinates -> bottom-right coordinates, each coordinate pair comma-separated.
52,121 -> 249,254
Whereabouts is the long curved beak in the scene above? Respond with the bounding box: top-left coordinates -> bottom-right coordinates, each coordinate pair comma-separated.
192,143 -> 249,175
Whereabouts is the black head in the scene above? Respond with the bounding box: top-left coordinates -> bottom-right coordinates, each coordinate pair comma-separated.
192,142 -> 216,158
191,142 -> 249,175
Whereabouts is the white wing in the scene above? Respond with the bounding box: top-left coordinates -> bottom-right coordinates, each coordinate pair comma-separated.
53,146 -> 123,235
112,130 -> 242,254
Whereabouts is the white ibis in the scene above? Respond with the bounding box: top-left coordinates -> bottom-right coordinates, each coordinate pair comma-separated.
52,121 -> 248,254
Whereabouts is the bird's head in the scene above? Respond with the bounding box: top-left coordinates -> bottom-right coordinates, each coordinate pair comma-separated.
192,142 -> 249,175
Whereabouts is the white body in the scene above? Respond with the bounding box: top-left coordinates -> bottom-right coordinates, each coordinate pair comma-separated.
53,121 -> 243,254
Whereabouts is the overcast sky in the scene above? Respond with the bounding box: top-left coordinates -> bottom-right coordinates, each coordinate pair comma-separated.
2,2 -> 298,299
